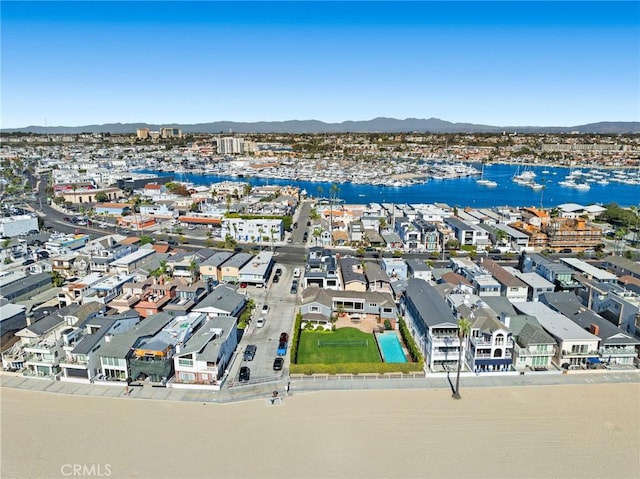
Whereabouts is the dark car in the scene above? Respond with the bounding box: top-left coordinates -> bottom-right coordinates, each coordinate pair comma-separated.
279,332 -> 289,343
272,275 -> 280,283
293,222 -> 298,229
559,248 -> 573,254
273,357 -> 284,371
63,217 -> 71,222
290,280 -> 298,294
239,366 -> 250,382
22,259 -> 35,266
275,268 -> 282,276
243,345 -> 257,361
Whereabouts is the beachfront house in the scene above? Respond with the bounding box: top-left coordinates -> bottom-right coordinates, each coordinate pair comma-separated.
173,315 -> 238,385
128,312 -> 206,383
514,302 -> 600,369
59,311 -> 140,381
401,278 -> 463,372
199,251 -> 233,284
300,288 -> 398,330
541,292 -> 639,366
97,313 -> 174,381
445,293 -> 514,372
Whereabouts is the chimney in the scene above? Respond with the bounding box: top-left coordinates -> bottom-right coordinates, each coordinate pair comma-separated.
589,324 -> 600,336
500,311 -> 510,328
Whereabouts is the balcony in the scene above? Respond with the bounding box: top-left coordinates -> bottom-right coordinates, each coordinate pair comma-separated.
562,350 -> 599,357
26,354 -> 57,365
24,341 -> 58,353
60,356 -> 89,366
475,353 -> 513,359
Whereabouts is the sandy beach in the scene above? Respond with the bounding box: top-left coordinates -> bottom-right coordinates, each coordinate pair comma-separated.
2,383 -> 639,479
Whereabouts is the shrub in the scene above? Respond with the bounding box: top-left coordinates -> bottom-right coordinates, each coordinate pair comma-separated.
383,319 -> 392,330
398,318 -> 424,363
289,362 -> 423,375
290,311 -> 303,364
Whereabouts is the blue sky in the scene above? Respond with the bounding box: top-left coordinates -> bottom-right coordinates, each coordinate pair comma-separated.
2,1 -> 639,128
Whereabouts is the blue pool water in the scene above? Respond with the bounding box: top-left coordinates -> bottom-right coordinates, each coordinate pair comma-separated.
377,332 -> 407,363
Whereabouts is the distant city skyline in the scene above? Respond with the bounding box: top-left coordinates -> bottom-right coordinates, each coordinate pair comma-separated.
1,1 -> 638,129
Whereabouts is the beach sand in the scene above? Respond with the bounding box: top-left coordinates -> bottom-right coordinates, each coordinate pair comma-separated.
1,383 -> 639,479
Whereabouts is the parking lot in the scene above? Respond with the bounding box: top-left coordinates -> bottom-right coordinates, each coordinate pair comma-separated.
227,262 -> 300,386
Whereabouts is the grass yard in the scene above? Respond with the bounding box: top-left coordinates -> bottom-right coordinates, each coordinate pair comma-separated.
296,327 -> 382,364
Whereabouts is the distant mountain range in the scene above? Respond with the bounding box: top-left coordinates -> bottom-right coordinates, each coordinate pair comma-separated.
2,118 -> 639,134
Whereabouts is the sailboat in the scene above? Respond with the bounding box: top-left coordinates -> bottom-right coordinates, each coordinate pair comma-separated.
476,164 -> 497,187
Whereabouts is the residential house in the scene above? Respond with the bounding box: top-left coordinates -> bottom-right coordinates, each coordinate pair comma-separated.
58,273 -> 108,307
444,293 -> 513,372
219,253 -> 253,284
97,312 -> 174,380
238,252 -> 275,287
299,288 -> 398,329
394,217 -> 421,251
603,255 -> 640,281
192,284 -> 247,319
481,258 -> 528,302
514,302 -> 600,368
94,202 -> 132,216
164,280 -> 211,317
579,280 -> 640,334
59,310 -> 140,381
129,312 -> 206,383
200,251 -> 233,283
109,248 -> 156,275
508,314 -> 557,371
445,217 -> 490,249
541,292 -> 639,366
524,254 -> 580,291
82,273 -> 134,305
339,257 -> 368,292
173,315 -> 238,385
406,258 -> 433,282
560,257 -> 618,284
381,258 -> 408,281
505,267 -> 555,302
303,248 -> 339,290
134,281 -> 177,318
401,278 -> 462,372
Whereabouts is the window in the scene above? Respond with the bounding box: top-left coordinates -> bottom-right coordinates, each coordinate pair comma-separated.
495,334 -> 504,345
178,358 -> 193,367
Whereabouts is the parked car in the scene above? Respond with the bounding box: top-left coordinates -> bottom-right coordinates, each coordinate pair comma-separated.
243,345 -> 257,361
273,357 -> 284,371
559,248 -> 572,254
277,342 -> 288,356
272,275 -> 280,283
279,332 -> 289,343
261,304 -> 269,314
275,268 -> 282,276
63,217 -> 71,222
239,366 -> 250,382
290,280 -> 298,294
256,317 -> 266,328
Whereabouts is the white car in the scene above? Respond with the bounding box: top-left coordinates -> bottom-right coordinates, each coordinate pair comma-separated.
256,317 -> 266,328
261,304 -> 269,314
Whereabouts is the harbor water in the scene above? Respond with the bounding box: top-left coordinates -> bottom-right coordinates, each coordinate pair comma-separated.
136,164 -> 639,208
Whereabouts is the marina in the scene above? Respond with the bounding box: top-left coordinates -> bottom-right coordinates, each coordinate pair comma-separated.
136,162 -> 640,208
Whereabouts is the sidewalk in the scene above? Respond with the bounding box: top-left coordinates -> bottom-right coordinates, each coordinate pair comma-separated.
2,369 -> 638,405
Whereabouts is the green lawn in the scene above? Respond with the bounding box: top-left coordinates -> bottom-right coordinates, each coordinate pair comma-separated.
296,327 -> 381,364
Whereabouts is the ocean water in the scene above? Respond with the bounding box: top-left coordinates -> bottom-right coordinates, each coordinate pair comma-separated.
136,164 -> 640,208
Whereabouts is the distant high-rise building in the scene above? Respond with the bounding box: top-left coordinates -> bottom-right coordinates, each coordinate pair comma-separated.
217,137 -> 244,154
160,127 -> 183,139
136,128 -> 150,139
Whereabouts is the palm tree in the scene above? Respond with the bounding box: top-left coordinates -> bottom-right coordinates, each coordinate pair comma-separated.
452,317 -> 472,400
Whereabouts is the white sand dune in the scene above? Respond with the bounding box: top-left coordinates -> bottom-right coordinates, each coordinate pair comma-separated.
1,384 -> 639,479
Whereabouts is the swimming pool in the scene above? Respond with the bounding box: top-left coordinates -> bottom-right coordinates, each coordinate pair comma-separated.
376,332 -> 407,363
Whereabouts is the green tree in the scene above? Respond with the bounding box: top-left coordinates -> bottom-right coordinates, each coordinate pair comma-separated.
51,270 -> 65,288
139,235 -> 154,246
94,192 -> 109,203
452,317 -> 472,400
